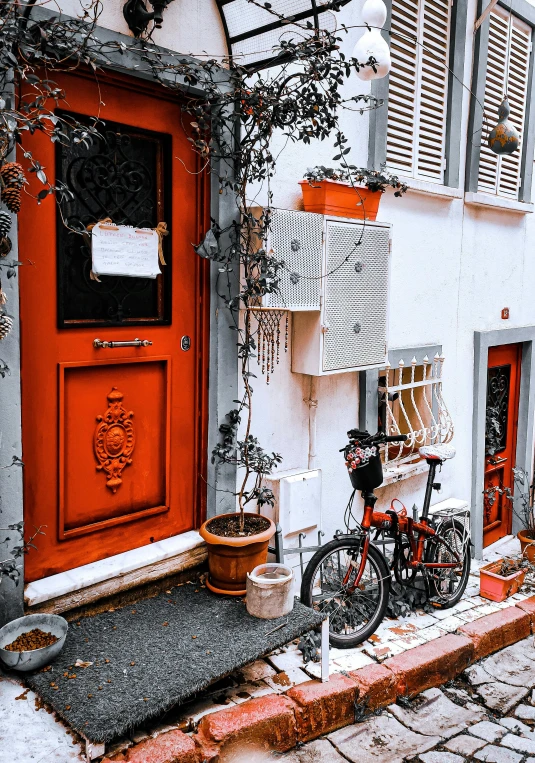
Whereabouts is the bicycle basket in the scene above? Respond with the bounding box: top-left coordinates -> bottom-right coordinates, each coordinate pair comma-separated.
344,437 -> 383,491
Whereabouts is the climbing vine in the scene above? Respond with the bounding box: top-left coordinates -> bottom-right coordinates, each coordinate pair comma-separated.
0,0 -> 387,537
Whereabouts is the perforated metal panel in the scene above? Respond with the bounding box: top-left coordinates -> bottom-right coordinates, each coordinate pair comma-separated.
322,220 -> 390,372
266,209 -> 322,310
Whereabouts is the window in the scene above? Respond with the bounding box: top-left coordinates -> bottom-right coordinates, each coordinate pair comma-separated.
477,7 -> 531,199
359,346 -> 454,475
57,114 -> 171,327
386,0 -> 452,183
466,0 -> 535,204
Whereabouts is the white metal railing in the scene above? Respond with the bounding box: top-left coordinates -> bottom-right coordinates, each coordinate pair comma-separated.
379,353 -> 454,468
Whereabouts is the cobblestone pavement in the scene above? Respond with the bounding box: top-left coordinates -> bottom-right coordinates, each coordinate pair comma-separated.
275,635 -> 535,763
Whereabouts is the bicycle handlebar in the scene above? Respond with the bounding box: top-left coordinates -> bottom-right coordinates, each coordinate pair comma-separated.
346,429 -> 408,446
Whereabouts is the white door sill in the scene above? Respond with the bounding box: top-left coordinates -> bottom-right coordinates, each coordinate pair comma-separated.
24,530 -> 206,613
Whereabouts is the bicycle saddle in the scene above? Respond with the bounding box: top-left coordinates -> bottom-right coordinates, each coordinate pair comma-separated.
419,444 -> 456,461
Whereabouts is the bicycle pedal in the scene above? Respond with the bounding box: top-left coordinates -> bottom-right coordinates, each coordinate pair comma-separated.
428,597 -> 445,609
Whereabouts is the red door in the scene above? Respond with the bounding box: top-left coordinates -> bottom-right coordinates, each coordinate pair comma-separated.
483,343 -> 522,547
19,72 -> 208,582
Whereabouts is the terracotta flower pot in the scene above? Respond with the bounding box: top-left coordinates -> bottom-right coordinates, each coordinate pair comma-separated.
199,512 -> 276,596
479,558 -> 526,602
299,179 -> 382,220
518,529 -> 535,562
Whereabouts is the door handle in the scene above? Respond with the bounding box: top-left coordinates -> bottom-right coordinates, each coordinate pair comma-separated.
488,456 -> 507,466
93,338 -> 153,349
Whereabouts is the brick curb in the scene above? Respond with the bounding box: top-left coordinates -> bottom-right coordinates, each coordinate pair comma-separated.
102,597 -> 535,763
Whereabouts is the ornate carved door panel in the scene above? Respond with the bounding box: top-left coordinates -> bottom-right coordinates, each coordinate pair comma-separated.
483,343 -> 522,547
19,72 -> 208,582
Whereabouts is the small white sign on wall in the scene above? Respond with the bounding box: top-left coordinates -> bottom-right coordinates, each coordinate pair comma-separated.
91,222 -> 161,279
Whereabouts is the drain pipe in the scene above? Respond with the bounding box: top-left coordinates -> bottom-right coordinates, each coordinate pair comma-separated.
304,375 -> 318,470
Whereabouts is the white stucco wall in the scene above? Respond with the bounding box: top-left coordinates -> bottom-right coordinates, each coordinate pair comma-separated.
59,0 -> 228,59
54,0 -> 535,558
241,0 -> 535,555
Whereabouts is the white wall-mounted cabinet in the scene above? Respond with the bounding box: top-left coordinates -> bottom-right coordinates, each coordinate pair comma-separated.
264,209 -> 392,375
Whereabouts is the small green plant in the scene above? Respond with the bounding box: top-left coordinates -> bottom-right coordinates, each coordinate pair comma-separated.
510,468 -> 535,539
303,165 -> 408,195
0,523 -> 46,585
483,467 -> 535,539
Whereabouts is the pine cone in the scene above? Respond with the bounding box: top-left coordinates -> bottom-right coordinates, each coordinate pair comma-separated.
0,236 -> 12,257
0,313 -> 13,340
0,162 -> 24,188
2,187 -> 20,214
0,211 -> 11,239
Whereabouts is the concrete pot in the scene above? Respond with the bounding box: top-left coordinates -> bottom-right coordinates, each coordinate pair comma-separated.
246,563 -> 294,619
199,512 -> 275,596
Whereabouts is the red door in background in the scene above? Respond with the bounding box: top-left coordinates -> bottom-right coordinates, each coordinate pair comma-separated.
19,72 -> 208,582
483,344 -> 522,547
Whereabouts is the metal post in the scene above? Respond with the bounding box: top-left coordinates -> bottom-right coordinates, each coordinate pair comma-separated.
321,617 -> 330,683
298,532 -> 306,577
85,739 -> 106,761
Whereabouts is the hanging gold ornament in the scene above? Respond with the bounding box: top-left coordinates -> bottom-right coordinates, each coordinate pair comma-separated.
249,307 -> 289,384
488,98 -> 520,155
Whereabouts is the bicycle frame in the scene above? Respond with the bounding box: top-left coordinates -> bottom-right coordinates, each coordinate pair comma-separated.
346,458 -> 463,591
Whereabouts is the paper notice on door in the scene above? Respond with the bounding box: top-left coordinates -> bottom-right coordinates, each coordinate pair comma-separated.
91,222 -> 161,279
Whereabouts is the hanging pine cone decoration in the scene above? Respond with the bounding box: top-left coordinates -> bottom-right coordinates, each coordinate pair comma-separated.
0,162 -> 25,214
0,162 -> 25,188
1,186 -> 21,214
0,313 -> 13,340
0,211 -> 11,239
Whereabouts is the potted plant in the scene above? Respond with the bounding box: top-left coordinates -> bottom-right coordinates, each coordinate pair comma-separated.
509,468 -> 535,562
485,468 -> 535,562
300,165 -> 408,220
480,557 -> 527,602
199,413 -> 281,595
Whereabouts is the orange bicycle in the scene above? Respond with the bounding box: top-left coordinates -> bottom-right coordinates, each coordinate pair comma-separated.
301,429 -> 471,648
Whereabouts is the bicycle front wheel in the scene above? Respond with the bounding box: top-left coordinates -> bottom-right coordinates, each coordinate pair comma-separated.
300,537 -> 391,649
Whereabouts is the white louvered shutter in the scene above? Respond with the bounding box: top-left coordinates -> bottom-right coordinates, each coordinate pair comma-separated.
387,0 -> 451,183
477,8 -> 531,199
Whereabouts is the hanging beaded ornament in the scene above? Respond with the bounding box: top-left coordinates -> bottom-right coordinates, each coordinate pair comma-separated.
0,313 -> 13,340
249,307 -> 289,384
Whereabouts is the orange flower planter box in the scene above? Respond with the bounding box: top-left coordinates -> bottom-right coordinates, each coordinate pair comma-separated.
479,558 -> 526,602
299,179 -> 382,220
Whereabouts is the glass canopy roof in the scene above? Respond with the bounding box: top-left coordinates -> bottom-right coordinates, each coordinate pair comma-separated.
216,0 -> 349,68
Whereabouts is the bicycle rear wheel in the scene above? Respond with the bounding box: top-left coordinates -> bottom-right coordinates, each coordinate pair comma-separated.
426,518 -> 471,607
300,537 -> 391,648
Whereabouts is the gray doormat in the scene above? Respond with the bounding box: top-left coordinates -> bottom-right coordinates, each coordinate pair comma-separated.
24,582 -> 323,743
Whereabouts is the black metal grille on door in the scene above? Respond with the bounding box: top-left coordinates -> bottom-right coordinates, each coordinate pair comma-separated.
56,114 -> 171,327
485,364 -> 511,455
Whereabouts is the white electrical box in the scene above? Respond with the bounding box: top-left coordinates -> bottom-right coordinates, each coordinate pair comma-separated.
264,208 -> 323,311
263,208 -> 392,375
262,468 -> 322,536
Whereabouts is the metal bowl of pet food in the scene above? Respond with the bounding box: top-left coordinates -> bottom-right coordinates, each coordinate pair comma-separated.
0,613 -> 68,672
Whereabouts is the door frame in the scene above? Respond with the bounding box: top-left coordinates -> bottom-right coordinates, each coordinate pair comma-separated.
472,326 -> 535,558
